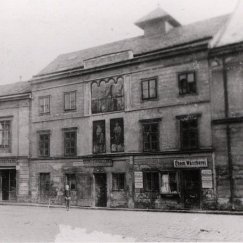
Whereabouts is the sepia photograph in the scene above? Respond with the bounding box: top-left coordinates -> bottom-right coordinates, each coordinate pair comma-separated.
0,0 -> 243,242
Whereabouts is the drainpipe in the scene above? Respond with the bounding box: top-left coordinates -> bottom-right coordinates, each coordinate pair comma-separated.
222,57 -> 234,210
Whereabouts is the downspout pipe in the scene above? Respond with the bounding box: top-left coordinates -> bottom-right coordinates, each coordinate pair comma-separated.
222,56 -> 235,210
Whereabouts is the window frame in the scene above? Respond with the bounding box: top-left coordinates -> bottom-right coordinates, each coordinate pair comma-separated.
38,130 -> 51,157
141,77 -> 158,101
63,127 -> 77,157
110,118 -> 124,153
178,71 -> 197,95
92,120 -> 106,154
177,114 -> 200,151
65,173 -> 77,191
140,118 -> 161,152
0,120 -> 11,153
64,91 -> 77,112
143,171 -> 160,192
112,173 -> 125,191
160,171 -> 180,195
39,95 -> 51,115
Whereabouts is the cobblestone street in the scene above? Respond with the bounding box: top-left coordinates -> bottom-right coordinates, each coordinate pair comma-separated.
0,205 -> 243,242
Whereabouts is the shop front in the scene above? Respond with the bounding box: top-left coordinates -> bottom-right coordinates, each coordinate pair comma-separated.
134,155 -> 216,210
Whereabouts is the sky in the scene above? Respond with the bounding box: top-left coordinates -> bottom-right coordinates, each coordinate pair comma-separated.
0,0 -> 238,84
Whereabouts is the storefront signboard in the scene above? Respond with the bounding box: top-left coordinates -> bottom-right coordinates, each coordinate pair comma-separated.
174,158 -> 207,168
201,169 -> 213,188
0,158 -> 17,167
83,159 -> 113,167
134,171 -> 143,189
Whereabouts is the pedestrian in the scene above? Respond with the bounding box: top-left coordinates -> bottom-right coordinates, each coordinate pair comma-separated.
64,184 -> 71,211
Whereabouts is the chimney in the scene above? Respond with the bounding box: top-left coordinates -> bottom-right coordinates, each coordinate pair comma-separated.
135,7 -> 181,37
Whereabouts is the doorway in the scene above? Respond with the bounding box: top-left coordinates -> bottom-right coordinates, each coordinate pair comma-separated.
94,173 -> 107,207
0,170 -> 16,201
182,170 -> 201,209
39,173 -> 50,202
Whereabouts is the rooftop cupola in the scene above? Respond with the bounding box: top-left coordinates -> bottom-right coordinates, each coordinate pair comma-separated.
135,7 -> 181,37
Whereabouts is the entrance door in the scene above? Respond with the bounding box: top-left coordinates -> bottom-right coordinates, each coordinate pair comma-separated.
39,173 -> 50,202
94,173 -> 107,207
182,170 -> 201,209
1,170 -> 16,201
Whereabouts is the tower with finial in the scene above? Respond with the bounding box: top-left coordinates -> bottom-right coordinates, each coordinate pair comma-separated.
135,7 -> 181,37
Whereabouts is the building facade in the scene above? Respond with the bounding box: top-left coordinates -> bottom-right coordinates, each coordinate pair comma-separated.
0,82 -> 31,202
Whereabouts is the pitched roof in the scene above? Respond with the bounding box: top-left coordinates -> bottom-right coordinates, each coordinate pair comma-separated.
37,14 -> 229,76
210,0 -> 243,48
0,81 -> 31,97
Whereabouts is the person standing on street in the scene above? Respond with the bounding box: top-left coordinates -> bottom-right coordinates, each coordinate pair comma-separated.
64,184 -> 71,211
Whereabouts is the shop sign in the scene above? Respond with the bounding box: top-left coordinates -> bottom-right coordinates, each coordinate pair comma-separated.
174,158 -> 207,168
83,159 -> 113,167
0,158 -> 17,166
201,169 -> 213,188
73,161 -> 84,167
134,171 -> 143,189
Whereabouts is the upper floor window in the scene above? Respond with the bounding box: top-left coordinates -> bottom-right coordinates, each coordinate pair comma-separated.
91,77 -> 124,114
0,120 -> 11,152
178,72 -> 196,95
63,128 -> 77,156
110,118 -> 124,152
39,96 -> 50,115
93,120 -> 106,153
179,115 -> 199,150
140,118 -> 161,152
141,77 -> 157,100
64,91 -> 76,111
38,131 -> 50,157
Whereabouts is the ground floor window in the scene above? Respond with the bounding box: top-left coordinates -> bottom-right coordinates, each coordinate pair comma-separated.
143,172 -> 159,192
112,173 -> 125,190
65,174 -> 76,190
160,171 -> 179,194
39,173 -> 50,199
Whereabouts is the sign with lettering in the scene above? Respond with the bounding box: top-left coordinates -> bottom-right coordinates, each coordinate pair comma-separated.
0,159 -> 17,166
201,169 -> 213,188
134,171 -> 143,189
83,159 -> 113,167
174,158 -> 208,168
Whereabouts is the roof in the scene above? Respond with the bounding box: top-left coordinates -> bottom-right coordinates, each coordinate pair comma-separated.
37,14 -> 229,76
0,81 -> 31,97
210,0 -> 243,48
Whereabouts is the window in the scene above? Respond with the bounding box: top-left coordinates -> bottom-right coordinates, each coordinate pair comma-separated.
64,91 -> 76,111
0,120 -> 11,152
178,72 -> 196,95
110,118 -> 124,152
160,172 -> 179,194
143,172 -> 159,192
39,96 -> 50,115
39,132 -> 50,157
141,119 -> 161,152
39,173 -> 50,199
91,77 -> 124,114
65,174 -> 76,190
180,116 -> 199,150
141,78 -> 157,100
93,120 -> 106,153
112,173 -> 125,190
63,128 -> 77,156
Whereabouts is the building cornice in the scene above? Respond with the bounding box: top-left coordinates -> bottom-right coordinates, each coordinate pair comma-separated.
0,92 -> 31,102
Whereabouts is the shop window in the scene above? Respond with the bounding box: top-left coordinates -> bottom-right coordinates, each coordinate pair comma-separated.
0,120 -> 11,152
160,172 -> 179,194
64,91 -> 76,111
143,172 -> 159,192
91,77 -> 124,114
180,116 -> 199,150
178,72 -> 196,95
39,96 -> 50,115
65,174 -> 76,190
93,120 -> 106,153
63,128 -> 77,156
112,173 -> 125,191
141,77 -> 157,100
110,118 -> 124,152
38,131 -> 50,157
141,119 -> 161,152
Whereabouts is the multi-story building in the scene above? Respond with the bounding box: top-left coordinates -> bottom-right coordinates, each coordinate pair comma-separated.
0,81 -> 31,202
28,7 -> 229,209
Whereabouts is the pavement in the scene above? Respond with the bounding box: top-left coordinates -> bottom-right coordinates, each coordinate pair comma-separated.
0,204 -> 243,242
